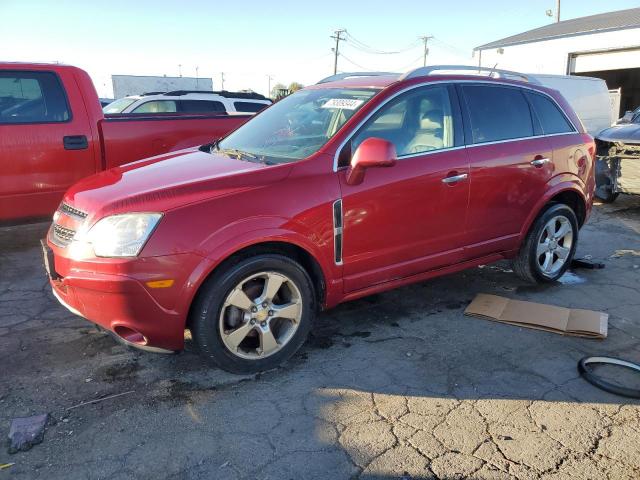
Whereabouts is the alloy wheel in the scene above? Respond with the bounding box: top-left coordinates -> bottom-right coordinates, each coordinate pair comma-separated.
218,271 -> 303,360
536,215 -> 574,276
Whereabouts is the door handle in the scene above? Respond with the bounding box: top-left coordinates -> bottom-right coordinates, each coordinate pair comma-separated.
442,173 -> 468,184
63,135 -> 88,150
530,157 -> 550,167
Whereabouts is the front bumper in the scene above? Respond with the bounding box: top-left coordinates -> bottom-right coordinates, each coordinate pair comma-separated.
46,244 -> 203,352
596,140 -> 640,196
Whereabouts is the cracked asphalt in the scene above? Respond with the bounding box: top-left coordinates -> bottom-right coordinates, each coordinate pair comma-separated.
1,197 -> 640,479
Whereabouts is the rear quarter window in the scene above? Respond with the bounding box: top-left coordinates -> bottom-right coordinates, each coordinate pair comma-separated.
527,92 -> 575,134
0,71 -> 70,124
462,85 -> 533,144
233,101 -> 268,113
179,100 -> 226,113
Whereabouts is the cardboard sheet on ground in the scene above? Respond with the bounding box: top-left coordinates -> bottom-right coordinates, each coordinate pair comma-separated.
464,294 -> 608,339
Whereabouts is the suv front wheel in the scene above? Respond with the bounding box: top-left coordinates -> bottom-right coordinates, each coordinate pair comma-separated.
191,254 -> 315,374
513,203 -> 579,283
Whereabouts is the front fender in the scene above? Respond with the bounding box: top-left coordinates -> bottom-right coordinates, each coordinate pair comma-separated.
174,220 -> 339,329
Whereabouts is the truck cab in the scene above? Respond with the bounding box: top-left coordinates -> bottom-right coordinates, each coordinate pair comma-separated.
0,63 -> 253,224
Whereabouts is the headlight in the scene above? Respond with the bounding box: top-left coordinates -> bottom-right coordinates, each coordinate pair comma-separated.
75,213 -> 162,258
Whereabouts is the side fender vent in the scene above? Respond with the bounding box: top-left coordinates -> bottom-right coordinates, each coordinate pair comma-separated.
333,200 -> 343,265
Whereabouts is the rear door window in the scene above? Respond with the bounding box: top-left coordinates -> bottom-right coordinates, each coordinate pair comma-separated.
0,71 -> 70,124
527,92 -> 575,134
179,100 -> 226,113
131,100 -> 177,113
233,101 -> 269,113
462,85 -> 533,144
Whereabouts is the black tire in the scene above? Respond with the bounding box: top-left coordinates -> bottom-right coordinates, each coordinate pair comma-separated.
191,254 -> 316,374
513,203 -> 579,283
595,187 -> 619,203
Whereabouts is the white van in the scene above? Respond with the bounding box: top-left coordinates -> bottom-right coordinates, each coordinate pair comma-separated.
528,74 -> 612,137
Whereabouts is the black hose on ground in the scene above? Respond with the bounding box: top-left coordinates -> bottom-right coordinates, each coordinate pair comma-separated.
578,356 -> 640,399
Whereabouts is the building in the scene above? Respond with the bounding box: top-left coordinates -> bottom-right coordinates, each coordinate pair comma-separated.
111,75 -> 213,99
475,8 -> 640,117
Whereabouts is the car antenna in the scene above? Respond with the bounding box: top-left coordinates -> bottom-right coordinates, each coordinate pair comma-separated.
488,63 -> 499,78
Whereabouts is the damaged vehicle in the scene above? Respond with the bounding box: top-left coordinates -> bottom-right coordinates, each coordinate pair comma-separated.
595,120 -> 640,203
44,66 -> 595,373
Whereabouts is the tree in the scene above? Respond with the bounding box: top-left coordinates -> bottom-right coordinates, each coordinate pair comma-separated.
288,82 -> 304,93
270,83 -> 287,100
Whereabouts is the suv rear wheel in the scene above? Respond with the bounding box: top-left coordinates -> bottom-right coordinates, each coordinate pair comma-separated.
513,203 -> 578,283
191,254 -> 315,374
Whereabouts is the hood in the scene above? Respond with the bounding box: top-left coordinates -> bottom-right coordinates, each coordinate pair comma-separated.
597,123 -> 640,143
64,147 -> 292,220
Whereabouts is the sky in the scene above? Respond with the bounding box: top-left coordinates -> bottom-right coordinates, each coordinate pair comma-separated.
2,0 -> 639,98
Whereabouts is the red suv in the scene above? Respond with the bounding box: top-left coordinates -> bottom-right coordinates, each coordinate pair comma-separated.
45,67 -> 595,373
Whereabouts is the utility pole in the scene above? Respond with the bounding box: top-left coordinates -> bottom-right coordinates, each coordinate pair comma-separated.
556,0 -> 561,22
178,64 -> 182,77
220,72 -> 225,90
267,75 -> 274,97
331,29 -> 346,75
195,66 -> 199,88
419,35 -> 433,67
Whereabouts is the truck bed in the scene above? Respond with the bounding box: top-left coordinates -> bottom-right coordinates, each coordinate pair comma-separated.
100,114 -> 250,169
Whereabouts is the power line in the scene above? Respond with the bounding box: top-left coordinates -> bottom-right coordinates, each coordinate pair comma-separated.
395,54 -> 426,71
345,31 -> 421,55
340,53 -> 425,74
339,54 -> 376,71
430,37 -> 470,58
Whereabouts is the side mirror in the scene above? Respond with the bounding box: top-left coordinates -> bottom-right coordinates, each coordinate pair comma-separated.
346,137 -> 397,186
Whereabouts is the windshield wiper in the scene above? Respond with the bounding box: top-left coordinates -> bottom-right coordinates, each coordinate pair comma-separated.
219,148 -> 258,161
215,145 -> 275,165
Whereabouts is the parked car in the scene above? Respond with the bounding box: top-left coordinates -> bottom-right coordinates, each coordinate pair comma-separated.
616,106 -> 640,124
99,98 -> 114,108
0,63 -> 252,223
103,91 -> 272,115
45,66 -> 595,373
594,116 -> 640,202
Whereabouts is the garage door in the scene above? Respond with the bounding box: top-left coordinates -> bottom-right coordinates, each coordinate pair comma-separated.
570,47 -> 640,73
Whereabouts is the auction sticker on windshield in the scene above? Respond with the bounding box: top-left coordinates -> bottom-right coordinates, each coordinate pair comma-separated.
321,98 -> 364,110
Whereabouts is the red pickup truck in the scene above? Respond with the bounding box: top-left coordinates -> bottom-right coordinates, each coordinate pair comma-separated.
0,63 -> 250,223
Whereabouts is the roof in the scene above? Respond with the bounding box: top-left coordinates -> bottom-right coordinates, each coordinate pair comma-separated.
311,66 -> 538,89
307,75 -> 398,89
476,7 -> 640,50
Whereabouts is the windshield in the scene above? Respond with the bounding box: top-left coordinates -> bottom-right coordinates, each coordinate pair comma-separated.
103,97 -> 138,114
217,88 -> 378,163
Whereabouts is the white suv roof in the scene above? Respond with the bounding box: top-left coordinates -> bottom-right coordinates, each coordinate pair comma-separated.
104,90 -> 272,115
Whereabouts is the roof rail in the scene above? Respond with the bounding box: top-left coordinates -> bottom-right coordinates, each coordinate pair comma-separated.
161,90 -> 268,100
400,65 -> 535,83
162,90 -> 217,96
317,72 -> 398,84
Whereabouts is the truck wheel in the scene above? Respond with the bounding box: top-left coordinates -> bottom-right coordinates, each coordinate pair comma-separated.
513,203 -> 578,283
191,254 -> 315,374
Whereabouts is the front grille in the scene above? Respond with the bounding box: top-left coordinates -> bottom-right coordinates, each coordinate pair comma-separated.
60,203 -> 87,219
52,224 -> 76,247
